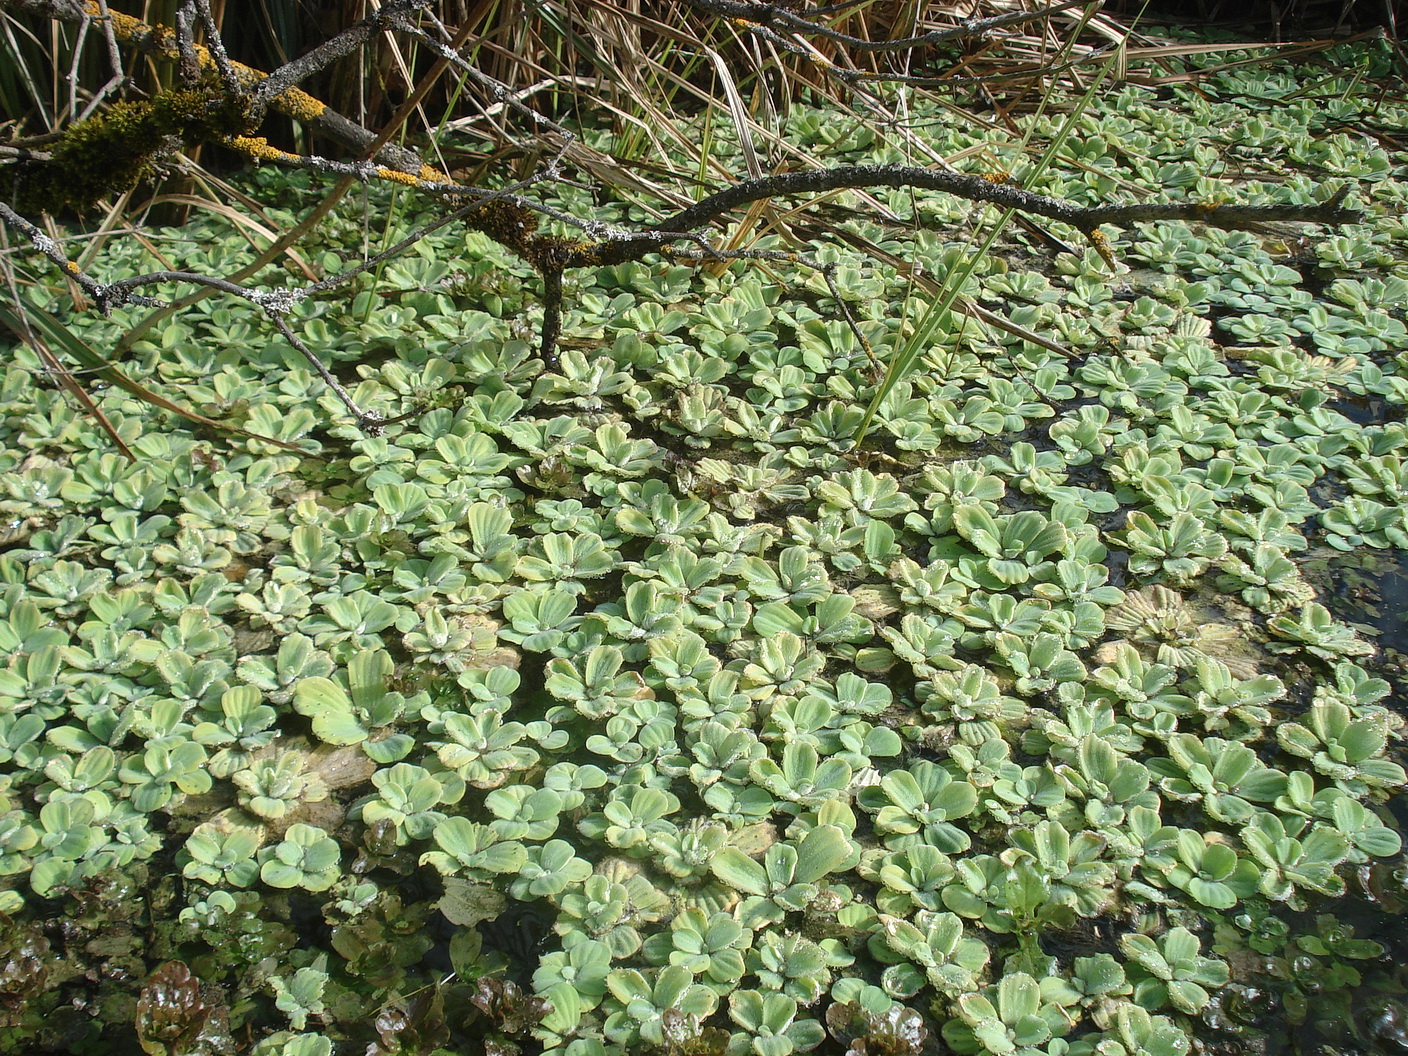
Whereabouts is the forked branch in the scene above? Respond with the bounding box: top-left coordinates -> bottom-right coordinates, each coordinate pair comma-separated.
566,166 -> 1362,271
0,0 -> 1379,423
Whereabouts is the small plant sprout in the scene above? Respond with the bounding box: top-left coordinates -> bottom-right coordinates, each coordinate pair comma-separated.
603,964 -> 718,1048
358,763 -> 465,844
269,957 -> 330,1031
1149,735 -> 1288,824
726,990 -> 827,1056
749,929 -> 853,1006
117,740 -> 212,813
545,644 -> 655,720
857,762 -> 979,853
710,824 -> 856,928
1276,699 -> 1407,796
870,911 -> 990,999
750,742 -> 854,813
1120,927 -> 1230,1014
1240,811 -> 1352,906
941,972 -> 1073,1055
1267,602 -> 1375,660
258,824 -> 342,892
1096,1005 -> 1191,1056
433,706 -> 548,789
578,787 -> 679,855
180,815 -> 265,888
233,750 -> 331,822
534,936 -> 614,1018
1153,831 -> 1260,910
510,839 -> 594,899
642,907 -> 751,992
293,649 -> 419,761
555,866 -> 671,959
421,818 -> 527,882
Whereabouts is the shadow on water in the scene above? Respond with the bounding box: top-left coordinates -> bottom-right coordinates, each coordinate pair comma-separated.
1305,541 -> 1408,834
1256,544 -> 1408,1056
1307,544 -> 1408,695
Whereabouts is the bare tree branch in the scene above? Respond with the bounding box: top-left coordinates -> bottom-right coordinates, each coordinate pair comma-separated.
249,0 -> 428,112
173,2 -> 202,85
396,24 -> 580,142
0,145 -> 53,162
74,0 -> 132,120
0,198 -> 380,427
0,0 -> 427,174
0,1 -> 1380,426
193,0 -> 239,96
570,165 -> 1363,269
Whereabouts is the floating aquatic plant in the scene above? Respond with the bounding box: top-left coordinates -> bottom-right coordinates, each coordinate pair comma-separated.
1102,586 -> 1259,678
0,34 -> 1406,1056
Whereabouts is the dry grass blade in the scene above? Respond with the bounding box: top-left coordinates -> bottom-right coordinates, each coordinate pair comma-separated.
134,192 -> 318,280
706,47 -> 764,180
0,300 -> 308,454
0,9 -> 59,134
2,314 -> 135,460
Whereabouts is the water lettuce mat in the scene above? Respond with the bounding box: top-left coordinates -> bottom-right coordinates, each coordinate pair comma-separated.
1,32 -> 1407,1056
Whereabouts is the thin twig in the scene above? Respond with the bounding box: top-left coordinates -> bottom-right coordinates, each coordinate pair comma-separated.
174,1 -> 201,85
194,0 -> 240,96
0,217 -> 136,458
539,267 -> 564,371
267,314 -> 376,430
221,136 -> 599,237
0,145 -> 53,161
65,2 -> 88,121
74,0 -> 126,121
819,263 -> 880,374
0,199 -> 374,425
396,25 -> 579,143
250,0 -> 427,111
304,162 -> 572,298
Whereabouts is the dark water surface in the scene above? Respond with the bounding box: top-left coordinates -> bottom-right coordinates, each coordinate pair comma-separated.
1284,546 -> 1408,1055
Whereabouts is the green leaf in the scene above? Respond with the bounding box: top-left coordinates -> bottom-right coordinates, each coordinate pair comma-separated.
753,602 -> 805,638
711,847 -> 769,897
793,825 -> 851,885
315,710 -> 372,746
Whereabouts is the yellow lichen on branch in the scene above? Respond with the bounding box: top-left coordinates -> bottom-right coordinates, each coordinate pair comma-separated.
376,167 -> 422,187
268,85 -> 327,123
227,137 -> 301,164
1086,228 -> 1117,269
92,5 -> 169,45
370,166 -> 456,188
81,1 -> 327,123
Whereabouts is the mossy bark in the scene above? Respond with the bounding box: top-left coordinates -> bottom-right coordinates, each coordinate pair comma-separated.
11,84 -> 255,215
